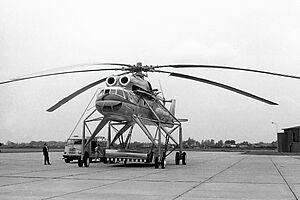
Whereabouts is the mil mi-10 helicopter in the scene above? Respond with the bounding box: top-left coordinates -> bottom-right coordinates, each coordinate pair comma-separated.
1,62 -> 300,168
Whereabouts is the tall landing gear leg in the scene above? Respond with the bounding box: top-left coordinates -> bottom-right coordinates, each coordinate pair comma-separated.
175,125 -> 186,165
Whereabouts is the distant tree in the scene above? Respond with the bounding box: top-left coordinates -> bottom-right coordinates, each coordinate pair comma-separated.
183,137 -> 200,148
6,140 -> 15,146
237,141 -> 252,149
224,140 -> 236,147
239,141 -> 250,145
215,140 -> 224,148
224,140 -> 236,145
271,141 -> 277,147
200,139 -> 215,148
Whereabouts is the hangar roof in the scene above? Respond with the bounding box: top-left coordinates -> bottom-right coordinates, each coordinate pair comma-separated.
283,125 -> 300,130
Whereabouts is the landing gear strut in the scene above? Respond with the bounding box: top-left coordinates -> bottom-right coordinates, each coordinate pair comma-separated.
77,97 -> 187,169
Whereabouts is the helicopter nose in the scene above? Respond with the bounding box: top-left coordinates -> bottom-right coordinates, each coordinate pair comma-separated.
96,100 -> 122,112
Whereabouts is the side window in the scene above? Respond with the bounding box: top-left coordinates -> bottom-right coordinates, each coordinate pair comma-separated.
128,92 -> 135,102
124,91 -> 129,100
98,89 -> 104,96
105,89 -> 110,94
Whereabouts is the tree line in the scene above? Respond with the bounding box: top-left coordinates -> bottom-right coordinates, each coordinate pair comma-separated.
1,138 -> 277,150
183,137 -> 277,149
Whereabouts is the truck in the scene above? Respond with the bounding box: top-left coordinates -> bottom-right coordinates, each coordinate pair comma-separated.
62,135 -> 107,165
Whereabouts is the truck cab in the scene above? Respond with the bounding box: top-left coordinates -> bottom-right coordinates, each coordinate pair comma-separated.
63,135 -> 106,163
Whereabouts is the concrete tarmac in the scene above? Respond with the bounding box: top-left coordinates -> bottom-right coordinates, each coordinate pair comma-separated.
0,151 -> 300,200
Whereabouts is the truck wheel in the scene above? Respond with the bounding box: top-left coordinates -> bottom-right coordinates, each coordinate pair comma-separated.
175,152 -> 180,165
154,157 -> 159,169
182,152 -> 186,165
83,153 -> 90,167
64,159 -> 70,163
100,157 -> 108,163
78,158 -> 83,167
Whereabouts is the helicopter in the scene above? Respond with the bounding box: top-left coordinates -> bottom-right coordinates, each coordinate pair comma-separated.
1,62 -> 300,168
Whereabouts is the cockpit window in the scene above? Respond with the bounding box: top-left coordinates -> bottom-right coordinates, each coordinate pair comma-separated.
101,88 -> 132,100
117,89 -> 124,97
124,91 -> 129,100
98,89 -> 104,97
111,89 -> 116,94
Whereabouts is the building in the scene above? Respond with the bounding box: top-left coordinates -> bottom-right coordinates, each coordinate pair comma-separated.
277,126 -> 300,152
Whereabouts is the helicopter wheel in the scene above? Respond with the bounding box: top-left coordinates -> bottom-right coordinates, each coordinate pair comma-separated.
175,152 -> 180,165
161,157 -> 166,169
182,152 -> 186,165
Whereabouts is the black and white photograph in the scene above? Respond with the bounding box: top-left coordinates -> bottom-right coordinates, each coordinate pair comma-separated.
1,0 -> 300,199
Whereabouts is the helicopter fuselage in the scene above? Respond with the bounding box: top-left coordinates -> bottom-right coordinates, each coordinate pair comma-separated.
95,74 -> 174,126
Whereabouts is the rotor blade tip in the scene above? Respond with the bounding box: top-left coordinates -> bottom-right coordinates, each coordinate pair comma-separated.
46,107 -> 55,112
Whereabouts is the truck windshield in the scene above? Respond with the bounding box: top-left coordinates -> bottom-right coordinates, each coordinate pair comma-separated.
67,139 -> 82,145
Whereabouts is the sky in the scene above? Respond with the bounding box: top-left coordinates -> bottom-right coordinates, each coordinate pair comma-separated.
1,0 -> 300,144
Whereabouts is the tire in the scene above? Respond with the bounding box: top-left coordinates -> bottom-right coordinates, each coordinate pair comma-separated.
161,157 -> 166,169
78,158 -> 83,167
182,152 -> 186,165
64,159 -> 70,163
146,153 -> 151,163
175,152 -> 180,165
154,157 -> 159,169
83,153 -> 90,167
100,157 -> 108,163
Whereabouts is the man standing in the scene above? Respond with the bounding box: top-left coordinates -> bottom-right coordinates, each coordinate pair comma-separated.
43,143 -> 51,165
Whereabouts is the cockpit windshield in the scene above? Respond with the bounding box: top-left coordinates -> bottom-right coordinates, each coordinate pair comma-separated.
100,88 -> 132,101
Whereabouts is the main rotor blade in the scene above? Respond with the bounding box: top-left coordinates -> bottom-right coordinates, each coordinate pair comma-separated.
97,63 -> 133,67
156,70 -> 278,105
157,64 -> 300,80
0,68 -> 125,85
47,72 -> 129,112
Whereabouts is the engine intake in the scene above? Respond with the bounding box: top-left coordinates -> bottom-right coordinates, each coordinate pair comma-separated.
119,75 -> 130,86
106,76 -> 118,86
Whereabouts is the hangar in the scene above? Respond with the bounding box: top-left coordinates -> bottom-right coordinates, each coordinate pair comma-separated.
277,126 -> 300,152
